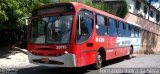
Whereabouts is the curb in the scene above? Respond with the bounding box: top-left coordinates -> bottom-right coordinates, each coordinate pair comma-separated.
13,47 -> 28,55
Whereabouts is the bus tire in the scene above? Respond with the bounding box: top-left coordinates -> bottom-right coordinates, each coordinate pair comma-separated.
93,52 -> 102,69
126,46 -> 133,59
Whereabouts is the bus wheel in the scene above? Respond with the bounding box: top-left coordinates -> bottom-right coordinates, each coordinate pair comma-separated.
126,46 -> 133,59
94,52 -> 102,69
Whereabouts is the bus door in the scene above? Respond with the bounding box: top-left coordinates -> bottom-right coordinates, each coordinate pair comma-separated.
76,10 -> 95,66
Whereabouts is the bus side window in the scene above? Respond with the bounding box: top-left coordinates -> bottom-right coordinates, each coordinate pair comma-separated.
125,23 -> 131,37
134,27 -> 139,37
76,10 -> 93,43
138,28 -> 141,37
96,14 -> 108,36
118,21 -> 124,37
108,18 -> 117,36
131,25 -> 135,37
134,27 -> 137,37
137,28 -> 139,37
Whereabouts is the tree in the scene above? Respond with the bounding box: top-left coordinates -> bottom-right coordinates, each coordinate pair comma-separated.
0,0 -> 51,29
116,0 -> 128,18
58,0 -> 127,18
0,0 -> 51,46
85,1 -> 110,12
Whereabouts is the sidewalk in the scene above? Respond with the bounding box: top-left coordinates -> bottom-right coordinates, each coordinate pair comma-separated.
0,52 -> 29,69
13,47 -> 28,54
0,47 -> 29,69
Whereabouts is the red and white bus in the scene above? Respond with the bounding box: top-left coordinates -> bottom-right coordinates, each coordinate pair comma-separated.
27,2 -> 141,69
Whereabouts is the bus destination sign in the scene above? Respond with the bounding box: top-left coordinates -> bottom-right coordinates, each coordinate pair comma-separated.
33,4 -> 74,16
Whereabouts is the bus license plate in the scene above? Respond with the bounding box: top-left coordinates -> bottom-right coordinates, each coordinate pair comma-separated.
41,58 -> 49,63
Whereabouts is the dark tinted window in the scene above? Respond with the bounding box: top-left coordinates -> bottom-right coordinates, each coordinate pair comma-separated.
123,23 -> 126,30
130,25 -> 135,37
96,14 -> 108,36
139,28 -> 141,36
76,10 -> 93,43
109,18 -> 117,36
125,23 -> 131,37
134,27 -> 139,37
129,25 -> 132,30
118,21 -> 124,36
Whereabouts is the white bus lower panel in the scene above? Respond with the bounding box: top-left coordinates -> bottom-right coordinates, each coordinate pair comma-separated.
28,52 -> 76,67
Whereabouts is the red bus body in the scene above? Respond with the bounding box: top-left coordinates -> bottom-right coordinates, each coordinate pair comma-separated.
27,2 -> 141,67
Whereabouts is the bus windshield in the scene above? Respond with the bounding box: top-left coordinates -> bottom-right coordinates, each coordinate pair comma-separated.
30,15 -> 73,44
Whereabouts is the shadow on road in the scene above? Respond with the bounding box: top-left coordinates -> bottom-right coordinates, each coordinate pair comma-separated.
102,56 -> 136,67
18,66 -> 90,74
17,56 -> 136,74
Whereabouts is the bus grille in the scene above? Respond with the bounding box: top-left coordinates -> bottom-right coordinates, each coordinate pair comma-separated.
32,52 -> 63,57
38,48 -> 52,50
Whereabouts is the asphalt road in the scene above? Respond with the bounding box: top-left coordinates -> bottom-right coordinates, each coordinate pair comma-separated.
17,55 -> 160,74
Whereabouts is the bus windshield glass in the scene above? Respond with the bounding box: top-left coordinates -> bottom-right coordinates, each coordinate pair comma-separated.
30,15 -> 73,44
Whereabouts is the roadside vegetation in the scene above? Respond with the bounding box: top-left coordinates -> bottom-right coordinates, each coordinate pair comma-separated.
0,0 -> 50,47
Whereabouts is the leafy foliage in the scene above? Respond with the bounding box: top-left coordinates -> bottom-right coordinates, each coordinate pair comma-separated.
0,0 -> 51,46
0,0 -> 50,30
116,0 -> 128,18
84,1 -> 110,12
58,0 -> 128,18
58,0 -> 110,13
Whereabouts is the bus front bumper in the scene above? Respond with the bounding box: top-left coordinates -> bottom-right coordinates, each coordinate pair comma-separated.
28,52 -> 76,67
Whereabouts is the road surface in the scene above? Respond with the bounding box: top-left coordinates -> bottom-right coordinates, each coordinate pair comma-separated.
0,52 -> 160,74
18,55 -> 160,74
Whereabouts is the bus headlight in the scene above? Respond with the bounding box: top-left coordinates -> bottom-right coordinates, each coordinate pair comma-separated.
65,51 -> 68,54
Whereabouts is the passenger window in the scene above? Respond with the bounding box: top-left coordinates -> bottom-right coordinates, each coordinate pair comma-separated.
138,28 -> 141,37
97,15 -> 105,26
109,18 -> 117,36
76,10 -> 93,43
123,23 -> 126,30
131,26 -> 135,37
125,23 -> 131,37
134,27 -> 139,37
118,21 -> 124,36
96,14 -> 108,36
